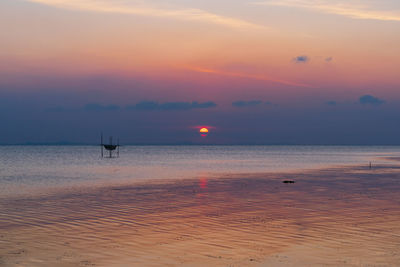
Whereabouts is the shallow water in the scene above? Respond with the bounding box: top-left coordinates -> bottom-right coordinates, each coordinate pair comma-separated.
1,145 -> 400,197
1,165 -> 400,266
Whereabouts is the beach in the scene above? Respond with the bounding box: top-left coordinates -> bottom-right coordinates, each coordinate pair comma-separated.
3,0 -> 400,264
2,163 -> 400,266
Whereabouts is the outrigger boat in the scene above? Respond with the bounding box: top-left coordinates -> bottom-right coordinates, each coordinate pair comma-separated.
101,133 -> 120,158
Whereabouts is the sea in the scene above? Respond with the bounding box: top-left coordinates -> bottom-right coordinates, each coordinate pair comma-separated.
1,145 -> 399,197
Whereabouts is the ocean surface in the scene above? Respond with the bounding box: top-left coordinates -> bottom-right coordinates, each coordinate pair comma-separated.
1,145 -> 399,197
2,146 -> 400,266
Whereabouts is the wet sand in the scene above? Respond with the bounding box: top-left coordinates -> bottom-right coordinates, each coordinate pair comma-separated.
1,164 -> 400,266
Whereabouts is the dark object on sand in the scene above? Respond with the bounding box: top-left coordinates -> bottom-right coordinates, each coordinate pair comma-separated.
283,180 -> 295,184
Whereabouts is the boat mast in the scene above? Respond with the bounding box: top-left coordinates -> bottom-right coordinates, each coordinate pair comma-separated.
117,138 -> 120,158
109,136 -> 113,158
101,132 -> 103,158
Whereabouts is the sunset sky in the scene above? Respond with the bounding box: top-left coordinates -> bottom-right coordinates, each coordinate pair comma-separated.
1,0 -> 400,144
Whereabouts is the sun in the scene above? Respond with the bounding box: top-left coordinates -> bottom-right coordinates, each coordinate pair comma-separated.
199,127 -> 209,133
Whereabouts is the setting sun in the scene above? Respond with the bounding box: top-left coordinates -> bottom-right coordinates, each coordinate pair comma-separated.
199,128 -> 209,133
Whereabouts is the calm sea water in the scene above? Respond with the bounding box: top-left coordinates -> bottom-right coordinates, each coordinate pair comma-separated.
1,145 -> 399,197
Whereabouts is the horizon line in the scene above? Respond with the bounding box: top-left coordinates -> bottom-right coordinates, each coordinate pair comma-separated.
3,143 -> 400,146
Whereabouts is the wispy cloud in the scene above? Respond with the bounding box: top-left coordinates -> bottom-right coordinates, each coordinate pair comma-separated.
25,0 -> 263,29
127,101 -> 217,111
232,100 -> 263,107
84,103 -> 120,111
186,66 -> 314,88
253,0 -> 400,22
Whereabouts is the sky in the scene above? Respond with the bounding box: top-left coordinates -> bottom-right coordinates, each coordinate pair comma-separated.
1,0 -> 400,144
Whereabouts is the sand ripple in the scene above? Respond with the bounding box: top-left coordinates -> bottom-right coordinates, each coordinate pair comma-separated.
1,165 -> 400,266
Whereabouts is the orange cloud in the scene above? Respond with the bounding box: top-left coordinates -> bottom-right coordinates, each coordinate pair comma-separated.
254,0 -> 400,22
185,66 -> 314,88
25,0 -> 265,29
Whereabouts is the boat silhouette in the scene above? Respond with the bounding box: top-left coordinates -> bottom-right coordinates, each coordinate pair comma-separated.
101,133 -> 120,158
